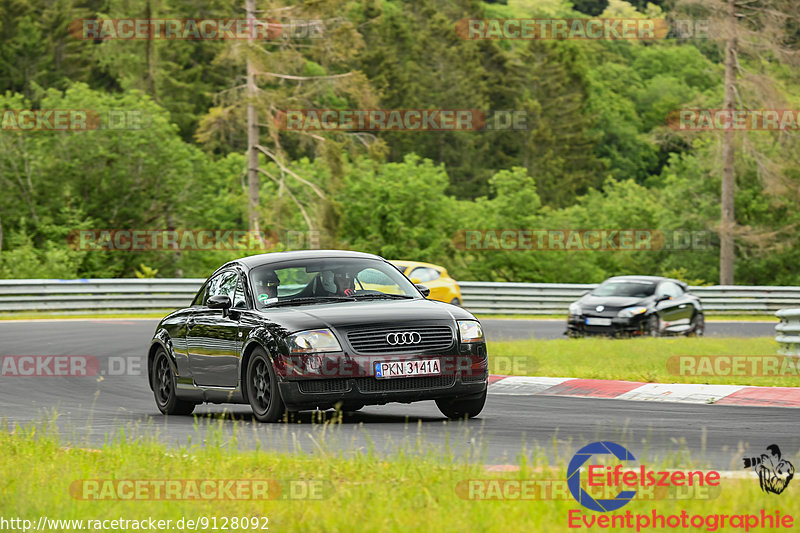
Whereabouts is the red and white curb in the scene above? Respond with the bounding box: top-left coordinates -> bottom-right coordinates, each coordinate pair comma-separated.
488,375 -> 800,408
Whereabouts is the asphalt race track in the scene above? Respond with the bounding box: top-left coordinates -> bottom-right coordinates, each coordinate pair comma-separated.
480,318 -> 776,341
0,319 -> 792,469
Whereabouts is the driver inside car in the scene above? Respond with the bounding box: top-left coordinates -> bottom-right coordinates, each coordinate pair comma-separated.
254,270 -> 280,304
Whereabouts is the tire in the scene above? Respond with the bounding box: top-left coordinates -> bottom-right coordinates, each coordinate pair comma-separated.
246,348 -> 286,422
152,348 -> 196,416
436,389 -> 486,420
688,313 -> 705,337
450,298 -> 461,306
644,314 -> 661,337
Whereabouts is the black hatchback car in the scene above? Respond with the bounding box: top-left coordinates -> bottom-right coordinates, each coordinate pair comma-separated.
566,275 -> 704,337
147,250 -> 488,421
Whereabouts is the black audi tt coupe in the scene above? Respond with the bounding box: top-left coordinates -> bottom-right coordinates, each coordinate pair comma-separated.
147,250 -> 488,421
565,275 -> 705,337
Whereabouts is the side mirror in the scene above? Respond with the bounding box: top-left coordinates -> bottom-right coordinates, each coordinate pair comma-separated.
207,295 -> 232,310
656,294 -> 672,302
415,284 -> 430,298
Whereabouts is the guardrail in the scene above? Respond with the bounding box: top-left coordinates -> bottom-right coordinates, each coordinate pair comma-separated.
0,279 -> 799,315
776,309 -> 800,355
0,279 -> 205,313
459,282 -> 800,315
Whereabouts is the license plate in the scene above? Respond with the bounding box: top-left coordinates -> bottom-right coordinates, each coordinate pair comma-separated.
585,317 -> 612,326
375,359 -> 441,379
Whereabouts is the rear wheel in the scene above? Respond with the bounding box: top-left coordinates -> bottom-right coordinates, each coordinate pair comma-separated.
436,390 -> 486,420
688,313 -> 705,336
152,349 -> 196,416
246,349 -> 286,422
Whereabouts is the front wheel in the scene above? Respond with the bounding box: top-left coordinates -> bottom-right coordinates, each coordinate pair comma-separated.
436,390 -> 486,420
688,313 -> 705,336
644,314 -> 661,337
246,349 -> 286,422
152,349 -> 196,416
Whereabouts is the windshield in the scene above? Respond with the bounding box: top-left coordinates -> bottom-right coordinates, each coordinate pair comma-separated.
249,257 -> 420,308
592,280 -> 656,298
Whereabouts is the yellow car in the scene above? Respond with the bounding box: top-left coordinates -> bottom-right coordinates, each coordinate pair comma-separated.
390,260 -> 463,306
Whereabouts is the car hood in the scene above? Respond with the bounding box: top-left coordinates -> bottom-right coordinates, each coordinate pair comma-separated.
579,294 -> 649,309
253,298 -> 475,332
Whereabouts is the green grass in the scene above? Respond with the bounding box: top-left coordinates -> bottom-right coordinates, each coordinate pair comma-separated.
2,420 -> 798,532
487,337 -> 800,386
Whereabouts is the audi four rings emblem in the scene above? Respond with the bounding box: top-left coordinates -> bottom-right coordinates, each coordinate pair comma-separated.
386,331 -> 422,345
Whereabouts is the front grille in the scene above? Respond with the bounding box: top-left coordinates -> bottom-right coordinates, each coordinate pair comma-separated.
355,374 -> 456,393
582,307 -> 621,318
298,378 -> 350,394
346,325 -> 454,354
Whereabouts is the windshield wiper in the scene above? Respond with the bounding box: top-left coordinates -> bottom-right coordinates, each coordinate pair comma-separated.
264,296 -> 355,307
352,293 -> 415,300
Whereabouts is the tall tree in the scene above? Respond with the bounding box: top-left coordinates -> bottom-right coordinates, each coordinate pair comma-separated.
680,0 -> 800,284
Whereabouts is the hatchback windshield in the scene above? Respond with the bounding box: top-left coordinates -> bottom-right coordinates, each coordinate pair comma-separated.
592,280 -> 656,298
249,257 -> 420,308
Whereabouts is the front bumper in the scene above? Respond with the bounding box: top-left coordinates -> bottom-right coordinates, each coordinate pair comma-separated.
278,373 -> 487,410
566,314 -> 649,336
274,342 -> 488,410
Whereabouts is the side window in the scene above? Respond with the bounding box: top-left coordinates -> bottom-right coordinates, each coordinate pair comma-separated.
657,282 -> 682,298
410,267 -> 439,283
233,277 -> 248,309
191,283 -> 208,307
206,270 -> 238,303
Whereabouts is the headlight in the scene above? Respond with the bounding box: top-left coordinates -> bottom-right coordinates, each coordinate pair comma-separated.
617,306 -> 648,318
568,302 -> 581,316
458,320 -> 484,343
286,329 -> 342,354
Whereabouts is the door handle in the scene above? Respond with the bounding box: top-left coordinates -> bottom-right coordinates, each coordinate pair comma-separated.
187,318 -> 196,330
679,304 -> 687,308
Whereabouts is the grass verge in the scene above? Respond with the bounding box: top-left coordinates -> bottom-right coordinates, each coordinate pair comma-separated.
1,421 -> 797,532
487,337 -> 800,387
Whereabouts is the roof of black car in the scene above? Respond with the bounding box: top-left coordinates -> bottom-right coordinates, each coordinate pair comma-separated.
606,275 -> 686,286
232,249 -> 383,270
607,275 -> 664,282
